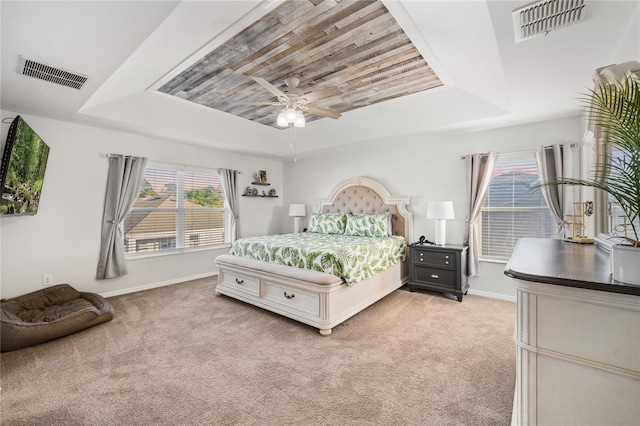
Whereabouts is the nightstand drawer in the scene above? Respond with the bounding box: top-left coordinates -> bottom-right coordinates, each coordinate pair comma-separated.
414,266 -> 455,287
413,250 -> 456,268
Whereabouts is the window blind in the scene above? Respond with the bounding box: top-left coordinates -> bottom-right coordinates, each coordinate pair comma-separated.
479,151 -> 556,261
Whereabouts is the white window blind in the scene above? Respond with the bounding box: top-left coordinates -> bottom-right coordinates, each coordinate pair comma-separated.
124,166 -> 227,255
479,151 -> 556,261
605,148 -> 639,239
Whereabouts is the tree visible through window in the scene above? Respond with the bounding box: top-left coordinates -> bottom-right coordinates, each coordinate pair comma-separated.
123,166 -> 228,255
479,152 -> 556,261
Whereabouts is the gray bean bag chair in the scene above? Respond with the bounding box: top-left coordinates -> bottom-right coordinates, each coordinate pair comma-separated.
1,284 -> 114,352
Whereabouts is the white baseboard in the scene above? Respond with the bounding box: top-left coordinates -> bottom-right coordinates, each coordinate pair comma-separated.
99,272 -> 515,302
468,288 -> 516,303
100,272 -> 218,298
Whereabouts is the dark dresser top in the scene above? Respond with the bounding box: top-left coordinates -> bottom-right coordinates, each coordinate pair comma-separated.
504,238 -> 640,296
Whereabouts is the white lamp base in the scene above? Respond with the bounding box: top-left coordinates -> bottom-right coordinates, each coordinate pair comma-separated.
434,219 -> 446,246
293,217 -> 302,233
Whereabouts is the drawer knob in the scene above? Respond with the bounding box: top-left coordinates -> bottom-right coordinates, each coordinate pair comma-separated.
445,261 -> 449,265
235,278 -> 244,285
284,292 -> 295,299
445,255 -> 450,259
430,274 -> 439,279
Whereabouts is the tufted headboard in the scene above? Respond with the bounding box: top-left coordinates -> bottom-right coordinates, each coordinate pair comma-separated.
314,177 -> 413,242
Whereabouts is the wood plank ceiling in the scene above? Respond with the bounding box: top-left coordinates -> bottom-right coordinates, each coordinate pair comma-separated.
158,0 -> 442,128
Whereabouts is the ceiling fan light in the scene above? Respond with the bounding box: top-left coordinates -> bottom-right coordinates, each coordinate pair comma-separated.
285,108 -> 297,122
294,111 -> 305,128
277,110 -> 288,127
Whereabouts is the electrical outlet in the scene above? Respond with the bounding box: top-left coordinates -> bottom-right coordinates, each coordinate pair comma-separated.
42,274 -> 53,286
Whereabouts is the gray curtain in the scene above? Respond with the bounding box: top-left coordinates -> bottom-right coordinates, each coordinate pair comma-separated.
96,155 -> 148,279
464,152 -> 497,277
218,168 -> 240,242
536,144 -> 567,238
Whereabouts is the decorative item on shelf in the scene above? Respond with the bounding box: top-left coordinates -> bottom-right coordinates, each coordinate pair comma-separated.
245,186 -> 253,196
426,201 -> 455,246
289,204 -> 306,233
260,170 -> 267,183
269,189 -> 277,197
564,202 -> 594,244
252,188 -> 258,196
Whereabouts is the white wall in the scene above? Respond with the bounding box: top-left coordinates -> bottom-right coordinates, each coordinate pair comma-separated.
283,116 -> 583,300
0,111 -> 283,299
0,111 -> 584,301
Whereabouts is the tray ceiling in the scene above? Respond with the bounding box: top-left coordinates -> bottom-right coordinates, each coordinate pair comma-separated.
157,0 -> 442,128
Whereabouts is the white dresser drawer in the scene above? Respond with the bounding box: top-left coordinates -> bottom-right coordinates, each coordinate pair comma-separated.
220,271 -> 260,297
262,281 -> 320,317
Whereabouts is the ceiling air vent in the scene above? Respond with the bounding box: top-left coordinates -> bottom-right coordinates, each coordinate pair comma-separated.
512,0 -> 592,43
17,56 -> 88,90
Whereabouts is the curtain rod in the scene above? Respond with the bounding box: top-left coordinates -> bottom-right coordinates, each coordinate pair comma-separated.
459,142 -> 577,160
105,154 -> 242,174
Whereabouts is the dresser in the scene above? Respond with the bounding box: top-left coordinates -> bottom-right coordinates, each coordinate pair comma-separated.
407,244 -> 468,301
505,238 -> 640,426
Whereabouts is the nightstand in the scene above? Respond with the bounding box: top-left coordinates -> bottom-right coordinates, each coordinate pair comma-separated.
407,244 -> 469,302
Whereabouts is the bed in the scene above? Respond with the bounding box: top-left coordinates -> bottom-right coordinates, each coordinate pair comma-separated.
214,176 -> 413,335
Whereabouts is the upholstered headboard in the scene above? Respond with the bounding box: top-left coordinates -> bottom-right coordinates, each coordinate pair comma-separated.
314,177 -> 413,241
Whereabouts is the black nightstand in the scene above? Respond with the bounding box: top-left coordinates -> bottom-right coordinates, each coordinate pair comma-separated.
407,244 -> 469,302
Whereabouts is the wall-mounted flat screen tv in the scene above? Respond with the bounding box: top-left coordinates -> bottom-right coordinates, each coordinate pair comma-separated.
0,116 -> 50,215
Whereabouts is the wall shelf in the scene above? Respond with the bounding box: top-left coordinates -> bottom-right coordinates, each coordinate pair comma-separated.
251,182 -> 271,186
242,194 -> 278,198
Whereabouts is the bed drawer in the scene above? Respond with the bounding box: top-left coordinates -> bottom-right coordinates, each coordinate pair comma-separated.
220,271 -> 260,297
262,282 -> 320,317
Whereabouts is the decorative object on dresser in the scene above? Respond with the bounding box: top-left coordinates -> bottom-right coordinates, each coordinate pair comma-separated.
289,203 -> 306,233
408,243 -> 468,302
426,201 -> 455,246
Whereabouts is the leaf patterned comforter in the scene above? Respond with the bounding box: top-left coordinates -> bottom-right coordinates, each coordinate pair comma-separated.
229,233 -> 407,285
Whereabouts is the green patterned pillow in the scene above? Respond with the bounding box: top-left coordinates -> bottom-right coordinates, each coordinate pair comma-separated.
307,213 -> 348,234
344,212 -> 391,237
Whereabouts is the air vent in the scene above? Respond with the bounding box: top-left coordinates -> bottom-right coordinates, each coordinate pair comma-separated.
512,0 -> 592,43
17,56 -> 88,90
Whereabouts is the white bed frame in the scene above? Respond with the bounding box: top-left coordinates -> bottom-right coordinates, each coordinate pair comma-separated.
215,176 -> 413,335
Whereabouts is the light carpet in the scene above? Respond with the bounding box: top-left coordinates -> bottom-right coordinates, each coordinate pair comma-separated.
1,277 -> 516,425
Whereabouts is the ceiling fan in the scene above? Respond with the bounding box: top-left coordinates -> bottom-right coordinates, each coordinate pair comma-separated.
248,76 -> 342,127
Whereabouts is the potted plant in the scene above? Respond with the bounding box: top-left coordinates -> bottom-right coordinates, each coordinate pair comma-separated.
546,74 -> 639,284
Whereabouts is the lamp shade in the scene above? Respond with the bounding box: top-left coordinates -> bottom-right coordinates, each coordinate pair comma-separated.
426,201 -> 455,220
288,204 -> 306,217
294,111 -> 305,128
277,110 -> 288,127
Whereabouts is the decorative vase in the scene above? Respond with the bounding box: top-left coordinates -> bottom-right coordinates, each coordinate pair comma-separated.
611,244 -> 640,285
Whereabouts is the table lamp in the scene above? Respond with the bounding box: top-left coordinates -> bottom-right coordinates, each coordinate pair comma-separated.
426,201 -> 455,246
289,204 -> 306,233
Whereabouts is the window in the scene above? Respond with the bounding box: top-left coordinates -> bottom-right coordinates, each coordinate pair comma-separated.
123,166 -> 228,256
479,152 -> 556,261
604,148 -> 640,240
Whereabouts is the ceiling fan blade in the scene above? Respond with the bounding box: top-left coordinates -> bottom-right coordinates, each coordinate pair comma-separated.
252,77 -> 287,99
307,105 -> 341,119
301,87 -> 341,103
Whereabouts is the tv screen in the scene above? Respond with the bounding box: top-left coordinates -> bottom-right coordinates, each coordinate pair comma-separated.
0,116 -> 50,215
